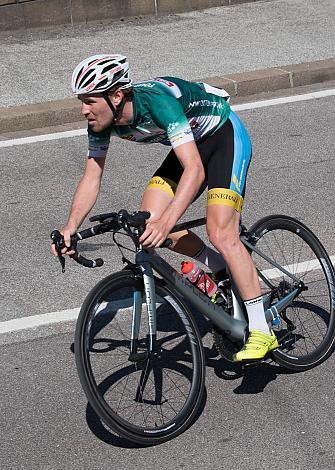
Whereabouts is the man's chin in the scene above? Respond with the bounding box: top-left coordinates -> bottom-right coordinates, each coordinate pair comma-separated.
88,122 -> 112,133
88,122 -> 100,132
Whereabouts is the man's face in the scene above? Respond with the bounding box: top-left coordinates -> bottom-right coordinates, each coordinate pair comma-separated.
79,94 -> 113,132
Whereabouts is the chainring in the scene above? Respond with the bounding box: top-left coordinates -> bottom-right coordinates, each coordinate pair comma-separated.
212,326 -> 244,363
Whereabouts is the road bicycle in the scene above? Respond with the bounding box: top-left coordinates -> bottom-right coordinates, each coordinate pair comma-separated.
51,210 -> 335,445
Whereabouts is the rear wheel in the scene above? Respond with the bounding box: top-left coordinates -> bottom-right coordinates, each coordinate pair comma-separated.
75,270 -> 205,445
249,215 -> 335,371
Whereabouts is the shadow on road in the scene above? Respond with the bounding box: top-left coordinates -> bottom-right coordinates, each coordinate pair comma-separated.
204,344 -> 292,394
232,363 -> 290,394
85,403 -> 145,448
84,387 -> 208,449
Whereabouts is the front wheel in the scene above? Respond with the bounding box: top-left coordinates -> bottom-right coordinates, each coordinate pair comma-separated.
249,215 -> 335,371
74,269 -> 205,445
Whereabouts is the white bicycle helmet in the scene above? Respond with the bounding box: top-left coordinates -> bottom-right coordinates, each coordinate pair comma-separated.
71,54 -> 132,94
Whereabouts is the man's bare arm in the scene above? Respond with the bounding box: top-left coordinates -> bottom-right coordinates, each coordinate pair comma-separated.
66,156 -> 106,231
51,156 -> 106,255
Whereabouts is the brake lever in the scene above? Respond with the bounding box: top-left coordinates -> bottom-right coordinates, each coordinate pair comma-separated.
50,230 -> 66,273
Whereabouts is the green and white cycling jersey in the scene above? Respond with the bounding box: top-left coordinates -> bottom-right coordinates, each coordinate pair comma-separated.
87,76 -> 231,158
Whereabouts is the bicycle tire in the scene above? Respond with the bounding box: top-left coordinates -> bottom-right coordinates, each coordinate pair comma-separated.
74,269 -> 205,445
249,215 -> 335,371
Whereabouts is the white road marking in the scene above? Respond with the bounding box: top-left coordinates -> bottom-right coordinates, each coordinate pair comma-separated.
0,255 -> 334,335
0,299 -> 134,334
0,128 -> 86,148
260,255 -> 335,280
0,88 -> 334,149
0,308 -> 80,334
232,88 -> 335,111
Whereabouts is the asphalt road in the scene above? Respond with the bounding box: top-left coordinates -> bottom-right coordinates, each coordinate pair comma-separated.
0,87 -> 334,469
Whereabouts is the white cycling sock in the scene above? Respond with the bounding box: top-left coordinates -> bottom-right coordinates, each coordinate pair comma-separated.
244,296 -> 271,334
194,243 -> 226,272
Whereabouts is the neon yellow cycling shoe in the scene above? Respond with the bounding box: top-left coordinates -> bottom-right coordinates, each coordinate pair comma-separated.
233,329 -> 279,362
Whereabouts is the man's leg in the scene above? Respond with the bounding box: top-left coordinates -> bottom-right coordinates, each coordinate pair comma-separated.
139,184 -> 201,255
206,204 -> 278,360
206,205 -> 260,300
140,176 -> 226,272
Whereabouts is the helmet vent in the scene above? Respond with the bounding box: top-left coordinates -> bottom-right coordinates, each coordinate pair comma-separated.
95,78 -> 108,90
102,64 -> 117,74
75,66 -> 84,86
99,59 -> 114,66
79,70 -> 94,87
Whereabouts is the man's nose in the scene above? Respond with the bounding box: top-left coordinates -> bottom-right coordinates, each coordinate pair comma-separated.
81,103 -> 90,117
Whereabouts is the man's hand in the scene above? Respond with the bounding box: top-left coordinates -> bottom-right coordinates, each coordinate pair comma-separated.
51,223 -> 78,257
139,216 -> 173,248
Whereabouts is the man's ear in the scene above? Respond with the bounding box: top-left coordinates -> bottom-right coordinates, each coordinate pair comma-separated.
110,89 -> 124,106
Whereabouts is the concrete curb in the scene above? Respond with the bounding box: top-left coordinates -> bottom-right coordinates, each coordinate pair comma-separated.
1,58 -> 335,134
201,59 -> 335,97
1,0 -> 258,32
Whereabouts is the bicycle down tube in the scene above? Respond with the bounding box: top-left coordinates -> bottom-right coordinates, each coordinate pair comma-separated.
136,248 -> 302,342
149,251 -> 247,340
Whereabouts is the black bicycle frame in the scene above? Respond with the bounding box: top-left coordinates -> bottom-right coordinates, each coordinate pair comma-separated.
55,212 -> 303,351
133,243 -> 301,348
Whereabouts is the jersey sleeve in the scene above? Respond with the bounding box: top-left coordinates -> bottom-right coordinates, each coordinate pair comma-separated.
87,126 -> 112,158
146,93 -> 194,149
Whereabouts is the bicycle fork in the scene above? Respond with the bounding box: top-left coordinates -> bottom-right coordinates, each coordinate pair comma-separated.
128,253 -> 158,362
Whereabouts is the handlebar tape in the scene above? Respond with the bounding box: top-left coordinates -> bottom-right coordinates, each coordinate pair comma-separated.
71,252 -> 104,268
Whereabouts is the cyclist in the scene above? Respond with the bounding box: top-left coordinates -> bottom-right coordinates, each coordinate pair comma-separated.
52,54 -> 278,361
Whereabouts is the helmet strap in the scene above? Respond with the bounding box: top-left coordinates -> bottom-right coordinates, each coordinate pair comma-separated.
103,93 -> 126,125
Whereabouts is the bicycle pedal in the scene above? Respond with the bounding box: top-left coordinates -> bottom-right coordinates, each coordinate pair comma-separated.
241,360 -> 266,369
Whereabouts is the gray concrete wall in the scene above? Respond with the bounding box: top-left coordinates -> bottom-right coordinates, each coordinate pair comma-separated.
0,0 -> 258,31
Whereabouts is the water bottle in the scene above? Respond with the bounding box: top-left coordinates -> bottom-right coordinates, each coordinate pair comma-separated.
181,261 -> 219,300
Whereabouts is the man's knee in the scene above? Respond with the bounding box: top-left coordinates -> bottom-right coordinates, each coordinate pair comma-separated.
207,224 -> 240,256
206,206 -> 241,254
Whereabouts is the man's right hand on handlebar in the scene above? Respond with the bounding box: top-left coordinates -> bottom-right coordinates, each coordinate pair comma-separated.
51,223 -> 78,257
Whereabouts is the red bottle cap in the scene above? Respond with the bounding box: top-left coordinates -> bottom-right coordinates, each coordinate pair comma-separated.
181,261 -> 194,274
